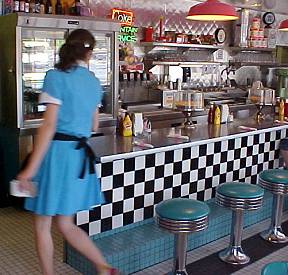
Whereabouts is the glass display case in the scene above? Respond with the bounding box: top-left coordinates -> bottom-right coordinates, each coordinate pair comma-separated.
0,13 -> 119,130
22,29 -> 65,123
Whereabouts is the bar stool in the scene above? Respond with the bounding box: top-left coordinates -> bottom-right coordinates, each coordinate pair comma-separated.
258,169 -> 288,243
216,182 -> 264,265
155,198 -> 209,275
261,261 -> 288,275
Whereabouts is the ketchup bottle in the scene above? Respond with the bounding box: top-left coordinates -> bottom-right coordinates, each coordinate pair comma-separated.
208,103 -> 215,124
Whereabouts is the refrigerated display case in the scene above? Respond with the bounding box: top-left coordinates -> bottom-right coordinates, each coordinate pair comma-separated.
0,13 -> 119,206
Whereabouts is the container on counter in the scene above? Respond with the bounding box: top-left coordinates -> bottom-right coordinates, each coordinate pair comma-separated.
162,90 -> 175,109
143,26 -> 154,42
174,90 -> 204,111
275,97 -> 280,115
264,26 -> 277,48
131,113 -> 143,136
220,104 -> 229,124
279,98 -> 285,119
175,33 -> 188,44
165,31 -> 176,42
228,112 -> 234,122
214,105 -> 221,125
252,17 -> 261,29
285,99 -> 288,117
121,113 -> 133,137
208,103 -> 215,124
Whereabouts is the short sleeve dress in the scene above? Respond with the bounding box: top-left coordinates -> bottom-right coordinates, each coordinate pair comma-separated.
25,65 -> 105,216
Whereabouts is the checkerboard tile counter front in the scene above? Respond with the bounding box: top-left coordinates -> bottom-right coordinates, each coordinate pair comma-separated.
77,126 -> 288,236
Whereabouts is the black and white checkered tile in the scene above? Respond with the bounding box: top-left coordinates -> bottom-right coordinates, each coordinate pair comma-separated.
77,128 -> 287,236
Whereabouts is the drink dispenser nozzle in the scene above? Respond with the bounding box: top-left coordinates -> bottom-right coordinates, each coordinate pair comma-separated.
123,72 -> 128,88
182,67 -> 191,83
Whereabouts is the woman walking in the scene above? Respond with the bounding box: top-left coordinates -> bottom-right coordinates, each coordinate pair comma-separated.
16,29 -> 118,275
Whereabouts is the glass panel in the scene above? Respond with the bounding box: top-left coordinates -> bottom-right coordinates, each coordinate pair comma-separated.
89,32 -> 113,115
21,29 -> 66,122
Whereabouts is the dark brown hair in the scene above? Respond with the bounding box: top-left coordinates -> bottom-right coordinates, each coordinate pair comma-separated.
55,29 -> 96,72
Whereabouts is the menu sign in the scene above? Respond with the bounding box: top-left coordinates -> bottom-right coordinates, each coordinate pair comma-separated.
111,8 -> 138,43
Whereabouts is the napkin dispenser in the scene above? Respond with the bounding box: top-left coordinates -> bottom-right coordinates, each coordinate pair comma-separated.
131,113 -> 143,136
220,104 -> 229,123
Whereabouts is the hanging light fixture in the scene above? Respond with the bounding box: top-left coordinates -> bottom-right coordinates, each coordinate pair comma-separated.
186,0 -> 239,21
279,19 -> 288,31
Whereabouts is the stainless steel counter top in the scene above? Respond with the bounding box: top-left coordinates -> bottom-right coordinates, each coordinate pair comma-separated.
89,117 -> 288,162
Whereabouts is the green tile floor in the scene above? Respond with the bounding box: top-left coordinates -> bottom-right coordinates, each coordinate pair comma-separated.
66,192 -> 285,275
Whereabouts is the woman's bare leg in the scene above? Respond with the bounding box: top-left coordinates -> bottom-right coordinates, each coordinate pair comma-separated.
281,149 -> 288,168
34,215 -> 54,275
55,215 -> 110,274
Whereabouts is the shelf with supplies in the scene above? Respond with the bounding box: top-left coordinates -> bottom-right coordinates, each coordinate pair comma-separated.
152,61 -> 227,66
141,42 -> 277,53
229,46 -> 276,53
140,42 -> 225,51
230,61 -> 288,67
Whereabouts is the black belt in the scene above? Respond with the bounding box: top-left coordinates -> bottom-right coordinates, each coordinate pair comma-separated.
53,132 -> 96,179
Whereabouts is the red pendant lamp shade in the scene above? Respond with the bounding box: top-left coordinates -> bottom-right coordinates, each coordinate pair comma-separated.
279,19 -> 288,31
187,0 -> 239,21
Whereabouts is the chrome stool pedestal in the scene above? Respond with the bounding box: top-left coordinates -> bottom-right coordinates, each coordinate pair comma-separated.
218,210 -> 250,265
155,198 -> 209,275
259,169 -> 288,244
216,182 -> 264,265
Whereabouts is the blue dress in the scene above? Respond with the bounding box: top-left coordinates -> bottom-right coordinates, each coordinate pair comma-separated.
25,65 -> 105,216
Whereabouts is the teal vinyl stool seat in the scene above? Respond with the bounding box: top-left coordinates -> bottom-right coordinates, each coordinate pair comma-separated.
155,198 -> 210,275
261,261 -> 288,275
216,182 -> 264,265
258,169 -> 288,243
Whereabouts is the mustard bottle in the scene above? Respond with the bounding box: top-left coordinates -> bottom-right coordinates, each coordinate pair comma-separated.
279,98 -> 285,120
214,105 -> 221,125
122,113 -> 133,137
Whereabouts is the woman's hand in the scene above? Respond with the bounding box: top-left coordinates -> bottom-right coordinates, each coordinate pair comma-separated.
16,169 -> 36,195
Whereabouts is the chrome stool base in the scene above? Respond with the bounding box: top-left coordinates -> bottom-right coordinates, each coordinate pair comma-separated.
260,227 -> 288,243
168,271 -> 188,275
219,246 -> 250,265
215,183 -> 264,266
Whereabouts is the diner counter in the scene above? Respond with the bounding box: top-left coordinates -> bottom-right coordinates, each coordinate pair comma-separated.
76,117 -> 288,237
89,117 -> 288,162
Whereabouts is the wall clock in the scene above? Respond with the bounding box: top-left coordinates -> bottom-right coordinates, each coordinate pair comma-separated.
215,28 -> 226,44
262,12 -> 276,26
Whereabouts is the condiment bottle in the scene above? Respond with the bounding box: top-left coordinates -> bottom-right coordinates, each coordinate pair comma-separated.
45,0 -> 52,14
121,113 -> 133,137
279,98 -> 285,120
208,103 -> 215,124
29,0 -> 35,13
34,0 -> 40,13
275,97 -> 280,115
39,0 -> 45,14
19,0 -> 25,12
14,0 -> 20,12
55,0 -> 62,14
75,0 -> 81,15
214,105 -> 221,125
24,0 -> 29,12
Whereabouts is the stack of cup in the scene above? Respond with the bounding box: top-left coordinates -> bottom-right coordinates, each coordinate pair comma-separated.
248,17 -> 267,48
